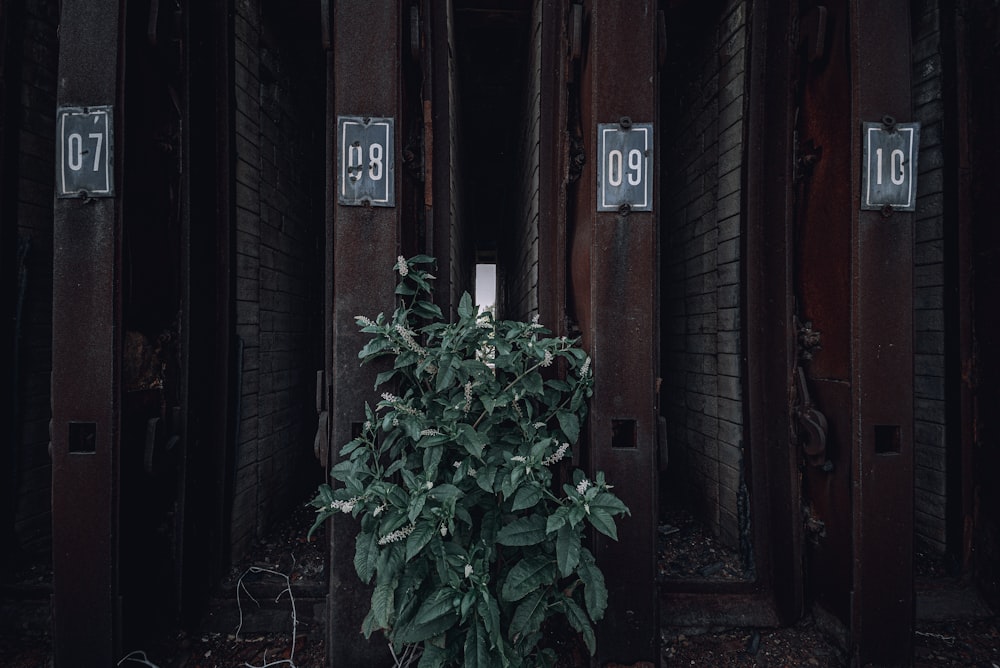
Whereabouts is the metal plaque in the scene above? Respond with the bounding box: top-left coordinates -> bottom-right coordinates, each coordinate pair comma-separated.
57,106 -> 114,198
597,121 -> 653,212
861,121 -> 919,212
338,116 -> 395,207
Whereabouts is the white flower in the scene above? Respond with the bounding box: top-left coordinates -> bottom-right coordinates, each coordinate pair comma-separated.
533,422 -> 546,429
579,356 -> 592,378
425,480 -> 434,490
395,323 -> 425,354
463,381 -> 473,413
356,315 -> 375,327
329,497 -> 360,513
378,524 -> 415,545
511,455 -> 528,463
381,392 -> 398,403
372,503 -> 387,517
420,428 -> 442,436
397,256 -> 409,276
440,523 -> 448,537
542,442 -> 570,466
541,349 -> 554,367
464,564 -> 474,578
576,478 -> 591,495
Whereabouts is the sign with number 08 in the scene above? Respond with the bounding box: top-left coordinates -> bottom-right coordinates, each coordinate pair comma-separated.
57,106 -> 113,198
597,122 -> 653,212
338,116 -> 395,207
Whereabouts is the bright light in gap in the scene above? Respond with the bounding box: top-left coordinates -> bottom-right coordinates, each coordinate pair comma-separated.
475,264 -> 496,314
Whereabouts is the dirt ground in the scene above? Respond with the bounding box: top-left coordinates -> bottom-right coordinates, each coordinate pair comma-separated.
2,503 -> 997,667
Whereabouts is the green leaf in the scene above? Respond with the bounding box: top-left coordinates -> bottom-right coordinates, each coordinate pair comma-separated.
458,292 -> 476,320
354,530 -> 378,584
561,597 -> 596,655
456,423 -> 485,459
374,368 -> 399,387
496,515 -> 546,547
546,506 -> 568,534
463,619 -> 489,668
366,582 -> 394,637
394,591 -> 460,645
477,592 -> 502,649
511,484 -> 542,512
556,523 -> 581,577
406,522 -> 437,562
509,588 -> 547,640
577,549 -> 608,621
555,410 -> 580,443
500,556 -> 555,602
587,507 -> 619,540
520,371 -> 544,396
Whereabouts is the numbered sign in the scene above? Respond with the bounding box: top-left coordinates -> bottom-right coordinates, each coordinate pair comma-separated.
597,122 -> 653,212
57,106 -> 113,198
862,121 -> 920,212
338,116 -> 395,207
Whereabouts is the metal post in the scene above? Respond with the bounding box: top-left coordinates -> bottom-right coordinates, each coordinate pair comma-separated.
51,1 -> 123,665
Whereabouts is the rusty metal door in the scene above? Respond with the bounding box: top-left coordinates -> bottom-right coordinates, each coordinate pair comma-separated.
567,1 -> 660,664
792,1 -> 915,664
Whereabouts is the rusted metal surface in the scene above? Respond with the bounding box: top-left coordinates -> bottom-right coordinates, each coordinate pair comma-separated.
792,0 -> 855,629
850,1 -> 915,663
569,2 -> 659,663
742,0 -> 803,624
50,0 -> 122,664
327,2 -> 401,665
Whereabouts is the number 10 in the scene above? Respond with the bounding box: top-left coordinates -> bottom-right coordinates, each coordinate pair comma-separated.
874,147 -> 905,186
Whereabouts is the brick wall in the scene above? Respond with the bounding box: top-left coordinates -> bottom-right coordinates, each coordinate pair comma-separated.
230,0 -> 324,560
6,0 -> 59,565
661,0 -> 747,549
507,0 -> 542,321
911,0 -> 948,555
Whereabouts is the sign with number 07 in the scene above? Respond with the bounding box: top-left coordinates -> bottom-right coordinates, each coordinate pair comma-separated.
338,116 -> 395,207
597,122 -> 653,212
57,106 -> 113,198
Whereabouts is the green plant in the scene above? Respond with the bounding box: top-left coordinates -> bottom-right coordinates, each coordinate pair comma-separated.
309,256 -> 629,667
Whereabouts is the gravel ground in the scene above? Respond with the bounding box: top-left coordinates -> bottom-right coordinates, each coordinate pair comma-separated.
2,504 -> 997,667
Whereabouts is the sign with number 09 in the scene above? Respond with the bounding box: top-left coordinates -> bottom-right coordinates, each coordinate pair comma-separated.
597,122 -> 653,212
338,116 -> 395,207
57,106 -> 113,198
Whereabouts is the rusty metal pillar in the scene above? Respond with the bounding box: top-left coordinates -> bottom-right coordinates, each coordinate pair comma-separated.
571,2 -> 659,663
327,1 -> 400,665
850,1 -> 915,664
50,1 -> 123,665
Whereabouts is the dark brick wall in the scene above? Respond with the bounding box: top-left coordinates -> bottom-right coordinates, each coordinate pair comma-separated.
6,0 -> 59,565
507,0 -> 542,321
661,0 -> 746,549
230,0 -> 324,561
911,0 -> 949,555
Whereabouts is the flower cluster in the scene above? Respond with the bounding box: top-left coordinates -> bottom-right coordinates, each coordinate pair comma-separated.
542,442 -> 570,466
378,523 -> 415,545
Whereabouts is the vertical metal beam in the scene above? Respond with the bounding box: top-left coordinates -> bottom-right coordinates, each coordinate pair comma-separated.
51,1 -> 123,665
850,1 -> 914,664
576,2 -> 659,663
327,1 -> 400,665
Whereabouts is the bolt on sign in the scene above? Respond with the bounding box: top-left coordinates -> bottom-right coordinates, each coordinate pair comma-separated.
57,106 -> 114,198
338,116 -> 395,207
861,119 -> 920,212
597,120 -> 653,212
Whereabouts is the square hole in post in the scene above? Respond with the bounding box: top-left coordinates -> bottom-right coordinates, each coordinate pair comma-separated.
611,419 -> 637,449
874,424 -> 901,454
68,421 -> 97,454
